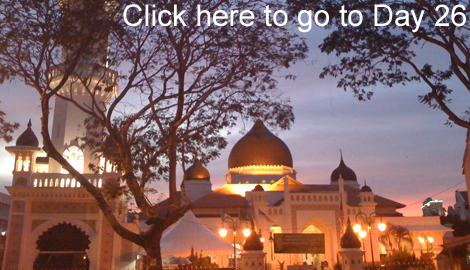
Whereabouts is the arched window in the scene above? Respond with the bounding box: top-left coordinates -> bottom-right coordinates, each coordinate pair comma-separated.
23,156 -> 30,172
61,146 -> 84,174
16,156 -> 23,171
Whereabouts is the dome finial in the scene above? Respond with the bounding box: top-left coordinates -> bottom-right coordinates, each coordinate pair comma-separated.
340,149 -> 343,161
27,119 -> 32,128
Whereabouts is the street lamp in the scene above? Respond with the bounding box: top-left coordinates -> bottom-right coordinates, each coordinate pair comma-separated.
418,234 -> 434,254
354,212 -> 386,270
219,215 -> 251,268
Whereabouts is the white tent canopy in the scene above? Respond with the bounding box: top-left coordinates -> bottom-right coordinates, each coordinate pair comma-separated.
160,210 -> 234,258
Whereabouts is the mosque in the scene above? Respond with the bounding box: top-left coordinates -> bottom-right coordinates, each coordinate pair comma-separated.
0,86 -> 451,269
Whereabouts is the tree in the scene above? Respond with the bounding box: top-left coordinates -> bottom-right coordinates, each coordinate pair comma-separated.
288,0 -> 470,128
0,0 -> 307,269
0,104 -> 19,143
379,222 -> 414,252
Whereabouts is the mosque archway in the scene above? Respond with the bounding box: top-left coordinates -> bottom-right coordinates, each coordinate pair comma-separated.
33,222 -> 90,270
302,224 -> 326,268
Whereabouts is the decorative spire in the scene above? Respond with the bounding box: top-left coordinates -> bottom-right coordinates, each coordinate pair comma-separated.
340,149 -> 343,160
27,119 -> 32,128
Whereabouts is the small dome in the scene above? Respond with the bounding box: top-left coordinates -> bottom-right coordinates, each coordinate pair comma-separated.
228,119 -> 293,169
331,155 -> 357,182
243,231 -> 264,251
16,120 -> 39,147
361,182 -> 372,192
253,184 -> 264,192
184,158 -> 210,181
340,219 -> 361,249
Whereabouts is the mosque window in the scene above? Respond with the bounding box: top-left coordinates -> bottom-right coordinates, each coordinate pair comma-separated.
330,195 -> 333,201
16,156 -> 23,171
324,195 -> 328,201
319,196 -> 322,201
313,196 -> 317,201
296,196 -> 300,201
302,196 -> 305,201
61,146 -> 84,174
307,196 -> 311,201
279,209 -> 283,215
269,209 -> 272,215
23,156 -> 30,172
274,209 -> 278,215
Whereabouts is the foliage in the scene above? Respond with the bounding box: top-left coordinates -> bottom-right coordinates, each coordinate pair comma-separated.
0,0 -> 307,269
379,222 -> 414,252
440,213 -> 470,237
288,0 -> 470,129
0,104 -> 19,143
188,247 -> 217,268
379,249 -> 435,270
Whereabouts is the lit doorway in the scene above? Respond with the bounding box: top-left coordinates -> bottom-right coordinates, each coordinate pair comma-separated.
302,225 -> 326,269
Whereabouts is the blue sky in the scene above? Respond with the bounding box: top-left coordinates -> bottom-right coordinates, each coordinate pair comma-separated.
0,26 -> 468,217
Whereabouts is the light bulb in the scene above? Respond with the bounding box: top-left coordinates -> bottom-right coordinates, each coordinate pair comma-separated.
219,228 -> 228,237
353,224 -> 362,233
418,237 -> 424,243
260,237 -> 265,242
243,228 -> 251,237
378,222 -> 386,232
359,230 -> 367,239
427,236 -> 434,243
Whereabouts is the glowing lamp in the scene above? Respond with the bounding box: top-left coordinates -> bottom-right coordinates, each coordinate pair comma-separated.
243,228 -> 251,237
359,230 -> 367,239
427,236 -> 434,243
418,237 -> 425,243
219,228 -> 228,237
260,237 -> 265,242
378,222 -> 386,232
353,224 -> 362,233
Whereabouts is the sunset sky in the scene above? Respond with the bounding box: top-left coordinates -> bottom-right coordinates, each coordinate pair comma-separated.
0,27 -> 467,217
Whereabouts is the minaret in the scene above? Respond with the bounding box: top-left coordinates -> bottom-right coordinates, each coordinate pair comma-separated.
48,3 -> 119,173
339,219 -> 365,270
6,120 -> 43,186
359,181 -> 377,211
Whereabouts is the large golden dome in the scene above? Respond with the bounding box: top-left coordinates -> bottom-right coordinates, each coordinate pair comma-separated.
228,119 -> 293,169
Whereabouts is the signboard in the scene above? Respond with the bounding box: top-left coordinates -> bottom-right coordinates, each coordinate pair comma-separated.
273,233 -> 325,254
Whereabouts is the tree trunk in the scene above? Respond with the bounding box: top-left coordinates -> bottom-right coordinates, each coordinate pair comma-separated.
143,233 -> 163,270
